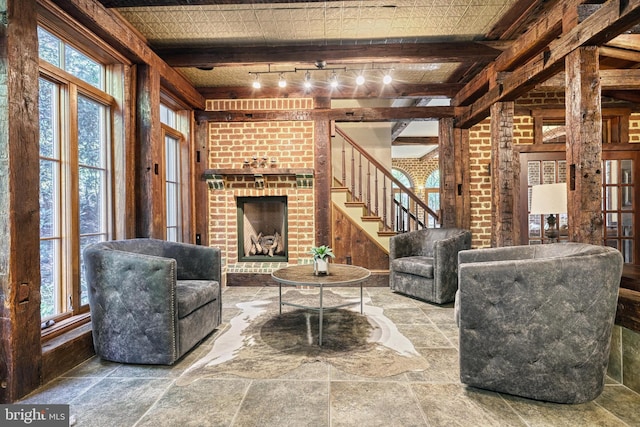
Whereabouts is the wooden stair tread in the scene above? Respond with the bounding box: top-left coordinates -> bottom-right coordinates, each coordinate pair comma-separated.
377,230 -> 398,237
361,215 -> 382,222
344,201 -> 366,207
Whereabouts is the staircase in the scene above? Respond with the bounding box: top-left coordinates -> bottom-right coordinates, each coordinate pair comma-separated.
331,126 -> 439,252
331,186 -> 395,250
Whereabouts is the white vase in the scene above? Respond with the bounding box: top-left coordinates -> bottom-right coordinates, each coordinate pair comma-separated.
314,257 -> 329,275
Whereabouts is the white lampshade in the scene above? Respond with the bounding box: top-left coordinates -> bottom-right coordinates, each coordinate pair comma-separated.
530,183 -> 568,214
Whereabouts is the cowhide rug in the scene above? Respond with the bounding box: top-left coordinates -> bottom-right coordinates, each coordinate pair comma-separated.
176,290 -> 429,386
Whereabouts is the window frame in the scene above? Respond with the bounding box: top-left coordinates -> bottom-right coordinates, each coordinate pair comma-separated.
38,30 -> 118,341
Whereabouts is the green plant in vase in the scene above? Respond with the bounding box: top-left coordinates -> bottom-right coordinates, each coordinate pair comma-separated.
310,245 -> 335,275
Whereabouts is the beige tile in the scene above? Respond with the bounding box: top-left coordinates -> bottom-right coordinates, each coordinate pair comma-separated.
136,378 -> 250,427
412,383 -> 526,426
330,381 -> 427,426
595,384 -> 640,426
233,380 -> 328,426
607,325 -> 623,382
408,348 -> 460,383
504,393 -> 628,426
622,326 -> 640,393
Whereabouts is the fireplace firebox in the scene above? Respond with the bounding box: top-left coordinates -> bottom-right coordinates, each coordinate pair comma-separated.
237,196 -> 288,262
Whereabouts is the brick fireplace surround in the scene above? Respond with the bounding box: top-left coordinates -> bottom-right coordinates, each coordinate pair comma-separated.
206,98 -> 316,283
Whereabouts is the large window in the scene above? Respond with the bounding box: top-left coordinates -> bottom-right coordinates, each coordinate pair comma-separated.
160,103 -> 188,242
425,170 -> 440,228
38,27 -> 113,322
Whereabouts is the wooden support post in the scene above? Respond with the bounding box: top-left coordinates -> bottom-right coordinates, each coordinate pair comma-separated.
194,117 -> 209,246
566,47 -> 603,244
439,118 -> 456,228
135,65 -> 164,239
0,0 -> 42,402
490,101 -> 519,247
454,127 -> 471,230
314,97 -> 332,246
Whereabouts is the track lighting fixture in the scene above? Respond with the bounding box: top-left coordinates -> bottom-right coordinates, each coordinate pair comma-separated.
303,71 -> 312,89
278,73 -> 287,88
329,71 -> 339,88
248,63 -> 396,90
252,75 -> 261,89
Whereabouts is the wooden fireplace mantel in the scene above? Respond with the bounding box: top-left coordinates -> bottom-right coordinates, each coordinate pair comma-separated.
204,168 -> 314,178
203,168 -> 314,189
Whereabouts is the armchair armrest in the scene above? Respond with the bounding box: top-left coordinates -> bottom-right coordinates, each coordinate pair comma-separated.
84,246 -> 179,364
433,231 -> 471,293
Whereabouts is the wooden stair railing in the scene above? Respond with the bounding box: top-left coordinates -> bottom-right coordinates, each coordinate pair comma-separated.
334,125 -> 439,233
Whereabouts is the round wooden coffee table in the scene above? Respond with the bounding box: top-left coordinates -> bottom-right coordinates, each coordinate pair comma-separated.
271,264 -> 371,345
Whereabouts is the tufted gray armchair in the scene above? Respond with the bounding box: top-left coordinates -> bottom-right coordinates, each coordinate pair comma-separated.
84,238 -> 222,365
456,243 -> 623,403
389,228 -> 472,304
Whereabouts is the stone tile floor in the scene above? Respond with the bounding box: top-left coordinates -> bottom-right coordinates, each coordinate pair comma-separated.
21,286 -> 640,426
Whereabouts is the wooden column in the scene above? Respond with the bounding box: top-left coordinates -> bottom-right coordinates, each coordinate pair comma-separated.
135,65 -> 164,239
454,127 -> 471,230
314,97 -> 332,246
194,118 -> 209,246
439,118 -> 456,228
566,46 -> 603,244
0,0 -> 42,402
490,101 -> 519,247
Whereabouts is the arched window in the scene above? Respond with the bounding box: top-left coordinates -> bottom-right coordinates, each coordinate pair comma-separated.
425,170 -> 440,228
392,168 -> 412,188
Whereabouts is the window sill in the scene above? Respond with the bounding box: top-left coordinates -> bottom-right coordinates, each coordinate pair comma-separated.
41,313 -> 91,343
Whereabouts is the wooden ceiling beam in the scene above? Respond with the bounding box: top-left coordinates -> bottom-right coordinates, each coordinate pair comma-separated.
393,136 -> 439,146
538,69 -> 640,90
600,46 -> 640,63
196,106 -> 458,122
156,42 -> 502,68
197,83 -> 463,100
453,0 -> 580,107
456,0 -> 640,128
99,0 -> 342,6
49,0 -> 205,109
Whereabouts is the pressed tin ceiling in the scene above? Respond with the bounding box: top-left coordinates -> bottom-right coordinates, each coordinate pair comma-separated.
114,0 -> 520,88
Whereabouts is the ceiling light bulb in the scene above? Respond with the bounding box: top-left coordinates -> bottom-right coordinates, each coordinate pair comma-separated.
252,75 -> 261,89
330,71 -> 339,88
278,73 -> 287,88
383,74 -> 392,85
356,74 -> 365,85
303,71 -> 312,89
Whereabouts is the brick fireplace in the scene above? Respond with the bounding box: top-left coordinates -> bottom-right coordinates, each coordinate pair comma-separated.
205,98 -> 316,282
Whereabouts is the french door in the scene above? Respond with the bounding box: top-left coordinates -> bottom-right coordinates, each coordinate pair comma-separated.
519,150 -> 640,265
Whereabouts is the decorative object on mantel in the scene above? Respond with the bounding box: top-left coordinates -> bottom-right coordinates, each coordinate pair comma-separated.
310,245 -> 335,275
203,168 -> 314,190
207,174 -> 224,190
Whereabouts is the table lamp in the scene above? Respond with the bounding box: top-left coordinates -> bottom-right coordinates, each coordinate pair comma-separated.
530,183 -> 567,243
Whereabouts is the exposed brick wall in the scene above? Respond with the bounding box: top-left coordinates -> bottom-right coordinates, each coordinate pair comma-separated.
206,98 -> 315,266
468,119 -> 492,248
630,113 -> 640,143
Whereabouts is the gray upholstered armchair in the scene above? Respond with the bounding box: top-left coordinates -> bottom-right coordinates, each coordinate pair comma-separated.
456,243 -> 623,403
389,228 -> 472,304
84,238 -> 222,365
